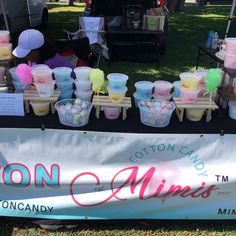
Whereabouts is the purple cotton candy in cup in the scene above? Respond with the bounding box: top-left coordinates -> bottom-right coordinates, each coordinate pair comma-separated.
16,64 -> 32,85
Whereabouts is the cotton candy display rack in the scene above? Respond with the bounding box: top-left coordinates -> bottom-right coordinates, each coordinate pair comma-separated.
55,98 -> 93,127
0,30 -> 12,60
30,101 -> 51,116
35,81 -> 55,98
134,81 -> 153,97
107,73 -> 129,90
9,67 -> 30,92
153,80 -> 173,101
74,66 -> 92,80
224,38 -> 236,69
0,67 -> 5,85
53,67 -> 72,82
103,107 -> 121,120
138,99 -> 176,128
172,81 -> 180,97
73,67 -> 93,102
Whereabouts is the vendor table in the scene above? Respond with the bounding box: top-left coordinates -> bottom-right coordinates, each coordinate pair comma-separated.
0,106 -> 234,134
1,104 -> 236,222
196,44 -> 223,70
107,28 -> 163,66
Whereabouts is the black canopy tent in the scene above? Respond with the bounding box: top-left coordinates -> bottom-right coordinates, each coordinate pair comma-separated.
225,0 -> 236,38
0,0 -> 10,31
90,0 -> 124,16
90,0 -> 154,16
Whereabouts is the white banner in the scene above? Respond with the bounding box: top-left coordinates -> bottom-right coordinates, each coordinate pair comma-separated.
0,128 -> 235,219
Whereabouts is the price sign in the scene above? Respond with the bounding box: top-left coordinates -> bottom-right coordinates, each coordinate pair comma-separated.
0,93 -> 24,116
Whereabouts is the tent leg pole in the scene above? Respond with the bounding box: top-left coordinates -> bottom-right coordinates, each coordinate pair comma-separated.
225,0 -> 236,38
0,0 -> 10,31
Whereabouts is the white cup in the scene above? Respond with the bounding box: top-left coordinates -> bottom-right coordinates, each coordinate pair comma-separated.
220,44 -> 226,51
35,80 -> 55,97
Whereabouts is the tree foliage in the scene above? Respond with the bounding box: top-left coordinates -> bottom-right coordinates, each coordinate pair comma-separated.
68,0 -> 75,6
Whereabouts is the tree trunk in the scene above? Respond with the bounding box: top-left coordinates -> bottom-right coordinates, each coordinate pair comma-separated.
68,0 -> 74,6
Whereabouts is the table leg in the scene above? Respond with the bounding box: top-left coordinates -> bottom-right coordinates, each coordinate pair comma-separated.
155,43 -> 160,69
95,106 -> 101,119
196,46 -> 201,70
206,109 -> 212,122
51,102 -> 55,114
122,108 -> 127,120
176,108 -> 184,122
24,100 -> 30,113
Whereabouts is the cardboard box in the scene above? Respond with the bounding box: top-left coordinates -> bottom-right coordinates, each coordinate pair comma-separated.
143,15 -> 165,31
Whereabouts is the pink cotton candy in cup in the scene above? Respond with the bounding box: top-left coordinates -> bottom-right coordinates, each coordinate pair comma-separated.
16,64 -> 32,85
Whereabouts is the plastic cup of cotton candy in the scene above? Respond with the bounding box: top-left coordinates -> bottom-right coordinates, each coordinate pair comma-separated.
55,98 -> 93,127
138,99 -> 176,127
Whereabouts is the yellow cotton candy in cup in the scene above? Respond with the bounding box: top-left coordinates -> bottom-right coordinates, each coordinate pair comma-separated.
92,83 -> 102,91
90,68 -> 104,83
90,68 -> 104,92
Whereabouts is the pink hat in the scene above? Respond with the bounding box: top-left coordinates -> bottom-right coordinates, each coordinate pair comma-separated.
12,29 -> 44,58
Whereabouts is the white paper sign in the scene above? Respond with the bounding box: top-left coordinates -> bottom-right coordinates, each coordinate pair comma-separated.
0,93 -> 24,116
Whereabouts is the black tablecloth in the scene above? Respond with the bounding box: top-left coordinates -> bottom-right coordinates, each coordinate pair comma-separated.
0,104 -> 234,134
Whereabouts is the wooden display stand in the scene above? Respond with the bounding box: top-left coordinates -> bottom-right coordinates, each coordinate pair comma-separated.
217,68 -> 236,104
173,97 -> 218,122
0,59 -> 13,92
23,89 -> 61,114
92,95 -> 132,120
218,86 -> 236,101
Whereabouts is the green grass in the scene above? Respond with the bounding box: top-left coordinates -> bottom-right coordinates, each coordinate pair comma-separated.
41,2 -> 86,39
1,3 -> 236,235
1,218 -> 236,235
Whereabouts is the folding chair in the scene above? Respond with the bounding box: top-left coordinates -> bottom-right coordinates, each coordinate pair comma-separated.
63,17 -> 109,67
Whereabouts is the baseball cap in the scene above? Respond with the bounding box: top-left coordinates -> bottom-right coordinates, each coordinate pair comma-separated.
12,29 -> 45,58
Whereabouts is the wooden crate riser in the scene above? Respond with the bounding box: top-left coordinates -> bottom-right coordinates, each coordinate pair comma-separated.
173,97 -> 218,122
92,95 -> 132,120
23,90 -> 61,114
217,68 -> 236,104
218,87 -> 236,101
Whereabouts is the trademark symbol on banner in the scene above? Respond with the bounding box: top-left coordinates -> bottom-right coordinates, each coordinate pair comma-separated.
215,175 -> 229,182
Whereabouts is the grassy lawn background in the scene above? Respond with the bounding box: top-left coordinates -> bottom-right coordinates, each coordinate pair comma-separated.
1,2 -> 236,235
42,2 -> 236,95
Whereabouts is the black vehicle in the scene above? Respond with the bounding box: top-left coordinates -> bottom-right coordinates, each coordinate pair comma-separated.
196,0 -> 232,6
